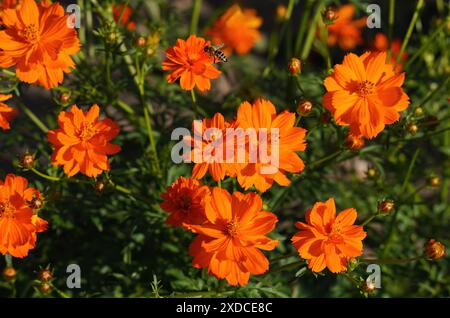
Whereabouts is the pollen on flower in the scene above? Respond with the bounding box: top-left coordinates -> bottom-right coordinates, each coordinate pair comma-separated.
0,202 -> 15,218
79,124 -> 97,141
22,24 -> 39,42
226,218 -> 239,237
357,80 -> 375,96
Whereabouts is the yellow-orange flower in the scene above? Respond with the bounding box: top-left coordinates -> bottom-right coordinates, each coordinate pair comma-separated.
372,33 -> 407,72
184,113 -> 242,182
206,4 -> 262,55
162,35 -> 221,92
327,4 -> 367,50
323,51 -> 410,139
291,198 -> 366,273
235,99 -> 307,192
0,0 -> 16,23
47,105 -> 121,178
0,0 -> 80,89
112,3 -> 136,31
0,174 -> 48,258
189,188 -> 278,286
160,176 -> 210,229
0,94 -> 16,131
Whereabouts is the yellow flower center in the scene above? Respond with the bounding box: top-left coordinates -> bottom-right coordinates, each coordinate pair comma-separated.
79,124 -> 97,141
22,24 -> 40,43
357,80 -> 375,96
226,218 -> 239,237
0,201 -> 15,218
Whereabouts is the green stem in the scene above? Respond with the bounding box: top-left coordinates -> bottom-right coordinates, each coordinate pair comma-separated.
322,24 -> 331,70
189,0 -> 202,35
116,99 -> 135,115
404,17 -> 448,69
294,0 -> 313,56
30,168 -> 61,182
5,254 -> 13,267
417,75 -> 450,109
294,75 -> 306,97
50,283 -> 70,298
262,260 -> 305,276
307,149 -> 343,169
300,0 -> 324,60
360,256 -> 424,265
1,69 -> 16,77
395,0 -> 425,66
387,0 -> 395,61
190,89 -> 198,119
18,102 -> 49,133
400,148 -> 420,193
267,0 -> 295,62
361,213 -> 379,227
143,104 -> 158,162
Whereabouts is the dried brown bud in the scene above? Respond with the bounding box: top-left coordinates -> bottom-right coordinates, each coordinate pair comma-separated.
288,57 -> 302,75
297,100 -> 313,116
378,200 -> 395,214
345,134 -> 365,150
425,239 -> 446,260
2,266 -> 17,281
39,269 -> 53,282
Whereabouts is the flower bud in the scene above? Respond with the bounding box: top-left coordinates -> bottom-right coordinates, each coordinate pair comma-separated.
30,194 -> 45,210
425,239 -> 446,260
345,134 -> 365,150
378,199 -> 395,214
146,47 -> 156,57
106,32 -> 117,44
427,175 -> 440,187
322,7 -> 337,24
39,282 -> 52,294
276,5 -> 287,21
288,58 -> 302,75
297,100 -> 313,116
38,269 -> 53,282
136,36 -> 146,48
406,123 -> 418,135
362,280 -> 376,294
20,153 -> 35,169
414,107 -> 424,117
95,178 -> 107,193
347,257 -> 358,271
366,167 -> 377,178
60,92 -> 71,104
2,266 -> 17,282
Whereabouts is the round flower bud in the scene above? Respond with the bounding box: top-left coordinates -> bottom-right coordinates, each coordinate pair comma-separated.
345,134 -> 365,150
366,167 -> 377,178
425,239 -> 446,260
60,92 -> 71,104
406,123 -> 418,135
414,107 -> 424,117
362,280 -> 376,294
288,57 -> 302,75
106,32 -> 117,44
2,266 -> 17,282
39,282 -> 52,294
146,47 -> 156,57
136,36 -> 147,48
427,176 -> 440,187
323,7 -> 337,24
95,178 -> 107,193
38,269 -> 53,282
378,200 -> 395,214
297,100 -> 313,116
276,5 -> 287,21
21,153 -> 35,169
30,195 -> 45,210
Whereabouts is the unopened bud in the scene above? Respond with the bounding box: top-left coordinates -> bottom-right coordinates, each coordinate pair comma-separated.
378,200 -> 395,214
276,5 -> 287,21
406,123 -> 418,135
136,36 -> 146,48
362,280 -> 376,294
60,92 -> 71,104
427,176 -> 440,187
30,195 -> 45,210
297,100 -> 313,116
39,282 -> 52,294
288,58 -> 302,75
95,178 -> 107,193
425,239 -> 445,260
366,167 -> 377,178
2,266 -> 17,282
414,107 -> 424,117
323,7 -> 337,24
20,153 -> 35,169
38,269 -> 53,282
106,32 -> 117,44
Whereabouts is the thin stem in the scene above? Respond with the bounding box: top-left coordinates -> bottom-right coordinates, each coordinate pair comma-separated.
262,260 -> 305,276
50,283 -> 70,298
18,101 -> 49,133
322,24 -> 331,70
360,256 -> 424,265
361,213 -> 379,227
116,99 -> 135,115
300,0 -> 324,60
5,254 -> 13,267
189,0 -> 202,35
417,75 -> 450,109
387,0 -> 395,61
294,0 -> 313,56
143,104 -> 158,160
307,149 -> 343,169
1,69 -> 16,77
190,89 -> 198,119
395,0 -> 425,66
30,168 -> 61,182
400,148 -> 420,193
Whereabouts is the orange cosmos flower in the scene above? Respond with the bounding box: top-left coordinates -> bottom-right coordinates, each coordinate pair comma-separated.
184,113 -> 243,182
323,51 -> 410,139
0,94 -> 16,131
160,176 -> 210,229
291,198 -> 366,273
0,0 -> 16,23
372,33 -> 407,72
0,0 -> 80,89
327,4 -> 367,50
235,99 -> 307,193
162,35 -> 221,92
112,3 -> 136,31
47,104 -> 121,178
0,174 -> 48,258
189,188 -> 278,286
206,4 -> 262,55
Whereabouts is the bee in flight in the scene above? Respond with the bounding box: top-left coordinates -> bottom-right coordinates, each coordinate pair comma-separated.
204,43 -> 228,63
